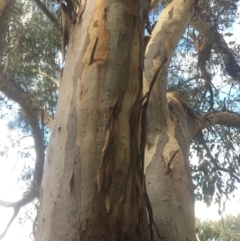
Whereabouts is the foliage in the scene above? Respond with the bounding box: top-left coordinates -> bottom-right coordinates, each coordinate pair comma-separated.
196,214 -> 240,241
1,0 -> 61,186
3,0 -> 60,127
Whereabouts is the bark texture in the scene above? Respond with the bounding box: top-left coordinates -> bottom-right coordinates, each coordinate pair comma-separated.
36,1 -> 149,240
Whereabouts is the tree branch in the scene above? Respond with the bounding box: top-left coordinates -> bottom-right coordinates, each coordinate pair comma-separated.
0,189 -> 38,240
188,29 -> 214,109
192,111 -> 240,137
33,0 -> 60,33
4,36 -> 22,73
32,69 -> 59,88
148,0 -> 161,11
190,18 -> 240,78
0,0 -> 51,238
0,73 -> 45,239
0,0 -> 16,65
0,74 -> 45,184
0,206 -> 20,239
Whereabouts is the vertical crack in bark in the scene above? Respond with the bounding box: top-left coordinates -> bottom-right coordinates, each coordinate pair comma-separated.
97,95 -> 120,193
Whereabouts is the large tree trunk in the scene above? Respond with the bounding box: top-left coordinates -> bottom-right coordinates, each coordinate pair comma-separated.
36,0 -> 199,241
144,1 -> 196,240
36,1 -> 150,240
145,93 -> 196,241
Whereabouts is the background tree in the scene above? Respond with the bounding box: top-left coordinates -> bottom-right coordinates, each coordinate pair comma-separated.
0,0 -> 240,240
196,214 -> 240,241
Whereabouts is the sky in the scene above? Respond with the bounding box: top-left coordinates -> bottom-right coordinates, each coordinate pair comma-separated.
0,119 -> 34,241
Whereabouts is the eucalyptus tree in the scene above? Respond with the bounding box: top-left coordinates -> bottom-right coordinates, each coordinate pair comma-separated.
0,0 -> 240,241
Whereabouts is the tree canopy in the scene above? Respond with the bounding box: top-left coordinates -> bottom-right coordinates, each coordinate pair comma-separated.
0,0 -> 240,240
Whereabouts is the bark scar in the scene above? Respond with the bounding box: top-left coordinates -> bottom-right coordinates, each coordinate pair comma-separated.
168,7 -> 173,19
102,3 -> 109,20
89,37 -> 99,65
165,149 -> 179,175
67,169 -> 74,193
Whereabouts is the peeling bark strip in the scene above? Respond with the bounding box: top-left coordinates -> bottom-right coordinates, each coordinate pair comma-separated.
76,0 -> 87,24
36,1 -> 150,240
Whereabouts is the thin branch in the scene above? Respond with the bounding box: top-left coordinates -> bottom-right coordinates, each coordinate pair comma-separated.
32,69 -> 60,87
190,18 -> 240,78
4,36 -> 22,73
183,76 -> 203,84
0,189 -> 38,240
32,212 -> 38,239
33,0 -> 60,33
199,138 -> 240,182
188,29 -> 214,110
0,206 -> 20,239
